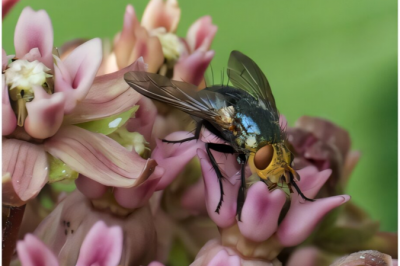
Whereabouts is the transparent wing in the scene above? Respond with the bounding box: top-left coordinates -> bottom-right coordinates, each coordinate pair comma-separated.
124,72 -> 232,128
227,50 -> 278,116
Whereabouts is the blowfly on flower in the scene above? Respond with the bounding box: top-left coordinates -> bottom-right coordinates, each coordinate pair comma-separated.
125,50 -> 313,220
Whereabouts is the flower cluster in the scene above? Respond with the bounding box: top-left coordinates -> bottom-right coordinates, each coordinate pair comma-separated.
2,1 -> 397,266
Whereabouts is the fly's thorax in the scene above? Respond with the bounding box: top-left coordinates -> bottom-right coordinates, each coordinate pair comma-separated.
251,142 -> 294,184
231,112 -> 263,151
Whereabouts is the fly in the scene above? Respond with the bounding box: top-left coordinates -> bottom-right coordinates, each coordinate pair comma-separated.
124,51 -> 314,220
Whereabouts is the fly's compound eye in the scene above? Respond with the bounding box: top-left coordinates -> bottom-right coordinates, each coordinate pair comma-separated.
254,144 -> 274,170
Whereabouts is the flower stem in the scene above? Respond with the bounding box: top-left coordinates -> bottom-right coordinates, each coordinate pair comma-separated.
2,205 -> 26,266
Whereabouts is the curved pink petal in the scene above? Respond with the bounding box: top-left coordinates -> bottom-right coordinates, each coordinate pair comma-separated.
44,125 -> 162,188
151,131 -> 204,190
75,175 -> 107,199
2,139 -> 48,205
286,247 -> 320,266
54,38 -> 102,113
2,0 -> 20,18
63,58 -> 146,124
114,5 -> 139,69
76,221 -> 123,266
173,49 -> 214,86
197,149 -> 239,228
148,262 -> 165,266
141,0 -> 181,33
126,96 -> 157,142
238,182 -> 286,242
14,7 -> 53,68
180,177 -> 207,215
207,249 -> 241,266
17,234 -> 59,266
114,170 -> 163,209
297,166 -> 332,198
2,75 -> 17,135
277,194 -> 350,247
128,26 -> 164,73
25,87 -> 65,139
2,49 -> 9,70
186,16 -> 217,53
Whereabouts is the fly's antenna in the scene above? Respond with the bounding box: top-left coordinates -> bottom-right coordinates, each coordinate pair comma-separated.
220,69 -> 225,85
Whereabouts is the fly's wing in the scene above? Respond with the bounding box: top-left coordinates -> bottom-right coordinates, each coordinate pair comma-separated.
124,72 -> 232,130
227,51 -> 279,119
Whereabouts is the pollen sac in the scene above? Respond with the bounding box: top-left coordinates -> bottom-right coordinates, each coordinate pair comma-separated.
254,144 -> 273,170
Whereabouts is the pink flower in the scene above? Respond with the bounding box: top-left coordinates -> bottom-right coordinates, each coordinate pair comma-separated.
151,130 -> 350,263
31,190 -> 157,265
3,8 -> 162,207
17,220 -> 123,266
190,239 -> 281,266
101,0 -> 217,86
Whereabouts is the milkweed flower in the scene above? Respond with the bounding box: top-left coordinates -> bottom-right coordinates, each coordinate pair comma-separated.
151,128 -> 350,264
2,7 -> 162,207
30,190 -> 157,265
16,220 -> 123,266
100,0 -> 216,87
283,116 -> 397,265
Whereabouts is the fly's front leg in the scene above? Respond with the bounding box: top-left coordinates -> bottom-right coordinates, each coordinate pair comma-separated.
289,172 -> 314,202
205,143 -> 236,214
236,153 -> 247,221
162,120 -> 203,143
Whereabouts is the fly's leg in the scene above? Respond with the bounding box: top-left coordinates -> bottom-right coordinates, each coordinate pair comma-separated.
205,143 -> 236,214
162,120 -> 203,143
236,154 -> 247,221
289,172 -> 314,202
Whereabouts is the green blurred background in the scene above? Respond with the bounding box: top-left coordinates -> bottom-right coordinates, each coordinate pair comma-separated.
3,0 -> 397,231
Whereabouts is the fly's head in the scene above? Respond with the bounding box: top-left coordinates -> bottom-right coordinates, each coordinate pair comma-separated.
250,142 -> 299,184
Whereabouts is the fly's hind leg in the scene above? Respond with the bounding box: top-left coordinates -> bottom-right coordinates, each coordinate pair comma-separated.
205,143 -> 236,214
288,172 -> 315,202
162,120 -> 203,143
236,153 -> 247,222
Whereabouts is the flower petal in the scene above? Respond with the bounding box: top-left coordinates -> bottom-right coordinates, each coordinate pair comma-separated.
207,249 -> 241,266
186,16 -> 217,53
114,169 -> 163,209
295,116 -> 350,160
75,175 -> 107,199
297,166 -> 332,198
2,0 -> 20,18
238,182 -> 286,242
2,75 -> 17,135
63,58 -> 146,124
173,49 -> 214,86
277,194 -> 350,246
44,125 -> 162,187
2,139 -> 48,205
197,149 -> 240,228
286,247 -> 321,266
114,5 -> 139,69
128,26 -> 164,73
54,38 -> 102,113
14,7 -> 53,68
76,221 -> 123,266
151,131 -> 204,190
25,87 -> 65,139
126,96 -> 157,142
17,234 -> 59,266
141,0 -> 181,33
